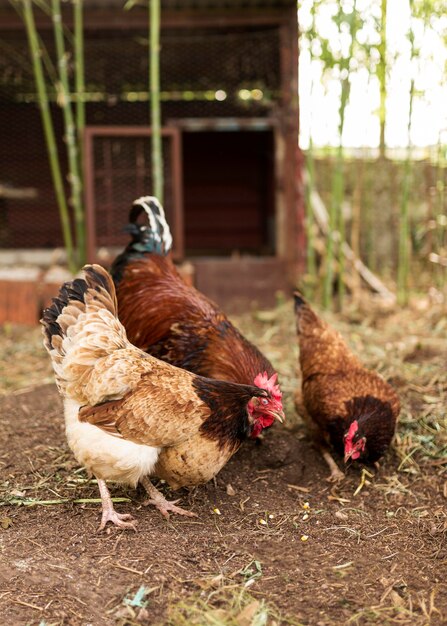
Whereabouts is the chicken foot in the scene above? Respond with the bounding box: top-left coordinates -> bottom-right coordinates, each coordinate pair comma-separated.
97,479 -> 137,531
319,446 -> 344,483
140,477 -> 198,519
295,397 -> 345,483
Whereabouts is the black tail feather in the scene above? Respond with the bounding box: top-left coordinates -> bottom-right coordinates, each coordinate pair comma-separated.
84,265 -> 111,293
41,264 -> 113,350
42,277 -> 89,348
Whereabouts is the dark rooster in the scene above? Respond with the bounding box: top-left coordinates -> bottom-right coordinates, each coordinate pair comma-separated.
111,196 -> 283,409
294,291 -> 400,481
41,265 -> 285,531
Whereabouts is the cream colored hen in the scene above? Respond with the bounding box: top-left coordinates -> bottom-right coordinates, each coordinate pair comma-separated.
41,265 -> 283,530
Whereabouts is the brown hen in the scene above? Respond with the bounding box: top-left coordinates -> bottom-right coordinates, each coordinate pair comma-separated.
294,291 -> 400,481
110,197 -> 283,398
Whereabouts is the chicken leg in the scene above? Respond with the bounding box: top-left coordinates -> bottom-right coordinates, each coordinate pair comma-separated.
97,479 -> 137,531
140,477 -> 198,519
295,393 -> 344,483
319,446 -> 345,483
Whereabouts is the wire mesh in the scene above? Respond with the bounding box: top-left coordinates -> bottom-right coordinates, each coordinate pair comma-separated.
91,133 -> 177,250
0,21 -> 281,251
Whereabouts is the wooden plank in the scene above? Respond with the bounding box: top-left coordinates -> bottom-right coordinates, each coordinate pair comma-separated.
0,8 -> 290,31
0,280 -> 39,326
193,257 -> 288,311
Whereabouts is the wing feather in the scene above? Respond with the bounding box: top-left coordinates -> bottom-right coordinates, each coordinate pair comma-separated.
79,369 -> 210,448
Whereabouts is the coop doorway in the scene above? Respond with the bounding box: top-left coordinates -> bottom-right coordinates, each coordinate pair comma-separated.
180,127 -> 276,257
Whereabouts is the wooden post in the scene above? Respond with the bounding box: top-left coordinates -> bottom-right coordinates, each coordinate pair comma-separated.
279,13 -> 304,284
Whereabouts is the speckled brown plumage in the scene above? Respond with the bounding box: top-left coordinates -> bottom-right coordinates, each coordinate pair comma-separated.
294,292 -> 400,465
78,367 -> 268,489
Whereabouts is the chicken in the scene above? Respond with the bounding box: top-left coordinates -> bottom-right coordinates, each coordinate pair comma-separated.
110,197 -> 283,400
293,291 -> 400,481
41,265 -> 284,531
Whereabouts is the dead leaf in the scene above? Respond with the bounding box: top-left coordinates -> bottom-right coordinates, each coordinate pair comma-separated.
193,574 -> 224,590
389,590 -> 405,607
328,495 -> 350,504
235,600 -> 261,626
226,484 -> 236,496
287,484 -> 310,493
10,489 -> 25,498
1,517 -> 12,529
335,511 -> 349,521
137,607 -> 150,621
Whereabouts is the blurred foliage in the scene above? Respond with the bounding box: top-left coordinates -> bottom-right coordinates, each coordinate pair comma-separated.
299,0 -> 447,307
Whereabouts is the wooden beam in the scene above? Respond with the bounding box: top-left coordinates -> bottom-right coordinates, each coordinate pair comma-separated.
0,8 -> 289,31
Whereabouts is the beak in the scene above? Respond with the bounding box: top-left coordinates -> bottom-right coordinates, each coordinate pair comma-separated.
269,409 -> 285,424
344,437 -> 366,463
344,450 -> 356,464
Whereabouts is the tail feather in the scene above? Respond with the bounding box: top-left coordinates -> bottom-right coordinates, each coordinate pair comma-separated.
41,264 -> 134,405
293,290 -> 322,335
42,266 -> 117,349
293,290 -> 307,312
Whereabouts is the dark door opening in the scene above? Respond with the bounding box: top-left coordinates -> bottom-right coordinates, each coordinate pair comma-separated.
182,130 -> 275,257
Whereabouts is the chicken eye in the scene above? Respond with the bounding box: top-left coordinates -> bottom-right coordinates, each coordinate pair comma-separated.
261,398 -> 269,406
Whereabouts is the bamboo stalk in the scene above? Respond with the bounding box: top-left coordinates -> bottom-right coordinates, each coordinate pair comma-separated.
351,154 -> 364,303
305,141 -> 317,294
52,0 -> 85,266
435,135 -> 446,289
323,163 -> 336,309
333,144 -> 345,308
364,164 -> 376,272
378,0 -> 387,159
397,1 -> 417,305
308,178 -> 395,303
398,148 -> 412,305
22,0 -> 76,273
304,3 -> 317,297
323,3 -> 358,310
337,4 -> 358,308
73,0 -> 85,161
150,0 -> 163,202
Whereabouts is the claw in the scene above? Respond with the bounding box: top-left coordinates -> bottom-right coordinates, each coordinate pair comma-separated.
98,510 -> 137,532
96,478 -> 137,532
142,497 -> 198,519
325,468 -> 345,483
140,477 -> 198,519
320,447 -> 344,483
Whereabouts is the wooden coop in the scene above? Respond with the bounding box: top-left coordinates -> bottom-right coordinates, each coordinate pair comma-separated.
0,0 -> 304,322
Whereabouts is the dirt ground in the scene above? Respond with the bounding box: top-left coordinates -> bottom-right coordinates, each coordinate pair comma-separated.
0,297 -> 446,625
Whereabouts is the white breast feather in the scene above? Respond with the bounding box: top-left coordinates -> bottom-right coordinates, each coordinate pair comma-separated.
64,399 -> 159,486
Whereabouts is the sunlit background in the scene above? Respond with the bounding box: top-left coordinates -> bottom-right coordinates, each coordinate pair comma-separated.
298,0 -> 447,150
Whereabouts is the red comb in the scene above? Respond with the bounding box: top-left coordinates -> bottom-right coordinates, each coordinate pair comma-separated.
345,420 -> 359,443
254,371 -> 282,400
